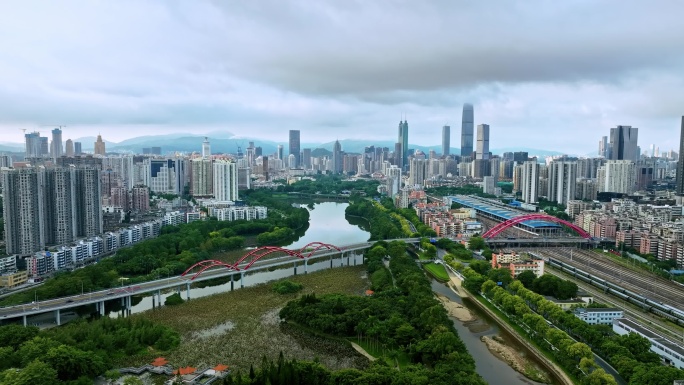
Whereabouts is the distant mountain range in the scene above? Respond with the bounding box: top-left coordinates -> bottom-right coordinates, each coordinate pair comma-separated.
1,133 -> 569,158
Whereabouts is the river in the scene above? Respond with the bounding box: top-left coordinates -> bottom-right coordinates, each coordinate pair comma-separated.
77,201 -> 550,384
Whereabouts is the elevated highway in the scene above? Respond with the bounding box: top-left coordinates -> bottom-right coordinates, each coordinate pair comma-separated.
0,238 -> 420,326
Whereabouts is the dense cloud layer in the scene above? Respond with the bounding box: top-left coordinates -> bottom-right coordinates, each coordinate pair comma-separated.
1,0 -> 683,153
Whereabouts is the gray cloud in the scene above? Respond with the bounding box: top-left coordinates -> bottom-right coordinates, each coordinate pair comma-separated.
0,0 -> 683,153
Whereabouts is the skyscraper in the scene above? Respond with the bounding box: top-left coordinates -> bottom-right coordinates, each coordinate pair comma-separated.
302,148 -> 312,169
25,131 -> 42,158
289,130 -> 301,168
65,139 -> 74,157
191,158 -> 213,197
74,142 -> 82,155
202,137 -> 211,158
2,167 -> 46,255
332,140 -> 343,174
598,136 -> 608,158
442,125 -> 450,156
609,126 -> 638,161
547,161 -> 577,205
521,161 -> 540,204
398,120 -> 408,168
476,124 -> 490,160
598,160 -> 636,194
277,145 -> 284,161
94,134 -> 106,156
50,128 -> 63,159
409,158 -> 428,186
461,103 -> 474,157
675,117 -> 684,197
213,160 -> 238,201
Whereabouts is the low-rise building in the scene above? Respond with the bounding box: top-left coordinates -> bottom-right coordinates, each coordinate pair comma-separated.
573,307 -> 624,325
491,251 -> 545,278
0,271 -> 28,288
613,318 -> 684,369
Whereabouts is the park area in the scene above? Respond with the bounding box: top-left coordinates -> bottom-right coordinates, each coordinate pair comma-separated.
119,265 -> 372,374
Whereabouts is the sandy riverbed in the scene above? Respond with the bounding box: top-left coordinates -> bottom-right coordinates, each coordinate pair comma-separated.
435,294 -> 476,322
481,336 -> 551,384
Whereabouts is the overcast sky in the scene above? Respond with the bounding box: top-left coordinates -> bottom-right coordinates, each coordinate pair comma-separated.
1,1 -> 683,154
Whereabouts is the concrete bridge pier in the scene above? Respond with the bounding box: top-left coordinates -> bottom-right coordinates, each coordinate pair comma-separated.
126,296 -> 132,311
330,254 -> 333,268
157,290 -> 162,307
186,282 -> 191,300
230,274 -> 234,291
22,315 -> 27,327
55,309 -> 61,326
293,261 -> 297,275
346,252 -> 350,266
240,272 -> 245,288
99,301 -> 105,316
304,259 -> 308,274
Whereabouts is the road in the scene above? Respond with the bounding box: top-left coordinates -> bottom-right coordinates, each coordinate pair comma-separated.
0,238 -> 421,321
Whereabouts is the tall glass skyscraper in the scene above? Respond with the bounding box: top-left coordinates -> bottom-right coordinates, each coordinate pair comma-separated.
288,130 -> 300,168
461,103 -> 474,157
397,120 -> 408,169
442,125 -> 450,156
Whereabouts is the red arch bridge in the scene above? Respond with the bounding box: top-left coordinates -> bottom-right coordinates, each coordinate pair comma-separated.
481,213 -> 592,239
181,242 -> 343,280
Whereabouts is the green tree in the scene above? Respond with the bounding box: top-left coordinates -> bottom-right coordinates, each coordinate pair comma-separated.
487,268 -> 512,287
516,270 -> 537,288
468,236 -> 486,251
3,360 -> 58,385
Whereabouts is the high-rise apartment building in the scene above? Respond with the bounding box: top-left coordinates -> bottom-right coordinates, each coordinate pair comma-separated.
131,185 -> 150,212
2,167 -> 46,255
598,160 -> 636,194
191,158 -> 213,197
302,148 -> 312,169
409,158 -> 428,186
386,165 -> 402,197
50,128 -> 63,159
289,130 -> 301,168
461,103 -> 474,157
277,144 -> 283,161
676,117 -> 684,197
213,160 -> 238,201
398,120 -> 409,168
547,161 -> 577,205
202,137 -> 211,158
65,139 -> 74,157
74,142 -> 82,155
476,124 -> 490,160
599,136 -> 608,158
74,167 -> 103,237
442,125 -> 450,156
521,161 -> 540,204
609,126 -> 638,161
25,131 -> 43,158
144,159 -> 186,195
94,134 -> 106,156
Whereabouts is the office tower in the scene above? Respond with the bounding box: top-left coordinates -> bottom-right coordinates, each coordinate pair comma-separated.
74,142 -> 82,155
521,161 -> 540,203
394,142 -> 403,169
50,128 -> 63,159
94,134 -> 106,155
191,158 -> 213,197
131,186 -> 150,212
461,103 -> 474,157
476,124 -> 490,160
502,152 -> 514,161
202,137 -> 211,158
40,137 -> 49,156
513,152 -> 529,164
398,120 -> 408,168
25,131 -> 42,158
302,148 -> 312,169
2,167 -> 46,255
409,158 -> 428,186
65,139 -> 74,157
609,126 -> 638,161
677,117 -> 684,197
262,155 -> 269,181
547,161 -> 577,205
599,136 -> 608,158
213,160 -> 238,201
276,145 -> 284,160
289,130 -> 301,168
332,140 -> 343,174
598,160 -> 637,194
442,125 -> 450,156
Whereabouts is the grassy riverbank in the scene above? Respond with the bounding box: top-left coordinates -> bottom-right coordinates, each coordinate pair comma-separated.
424,262 -> 450,282
121,266 -> 371,372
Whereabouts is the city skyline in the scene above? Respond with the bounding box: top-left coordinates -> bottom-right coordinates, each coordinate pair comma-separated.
1,1 -> 684,153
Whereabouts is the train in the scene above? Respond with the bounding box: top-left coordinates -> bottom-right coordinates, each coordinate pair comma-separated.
545,257 -> 684,326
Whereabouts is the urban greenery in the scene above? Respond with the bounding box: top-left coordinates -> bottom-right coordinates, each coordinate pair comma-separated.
0,318 -> 179,384
272,280 -> 304,295
278,241 -> 486,385
423,262 -> 449,282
